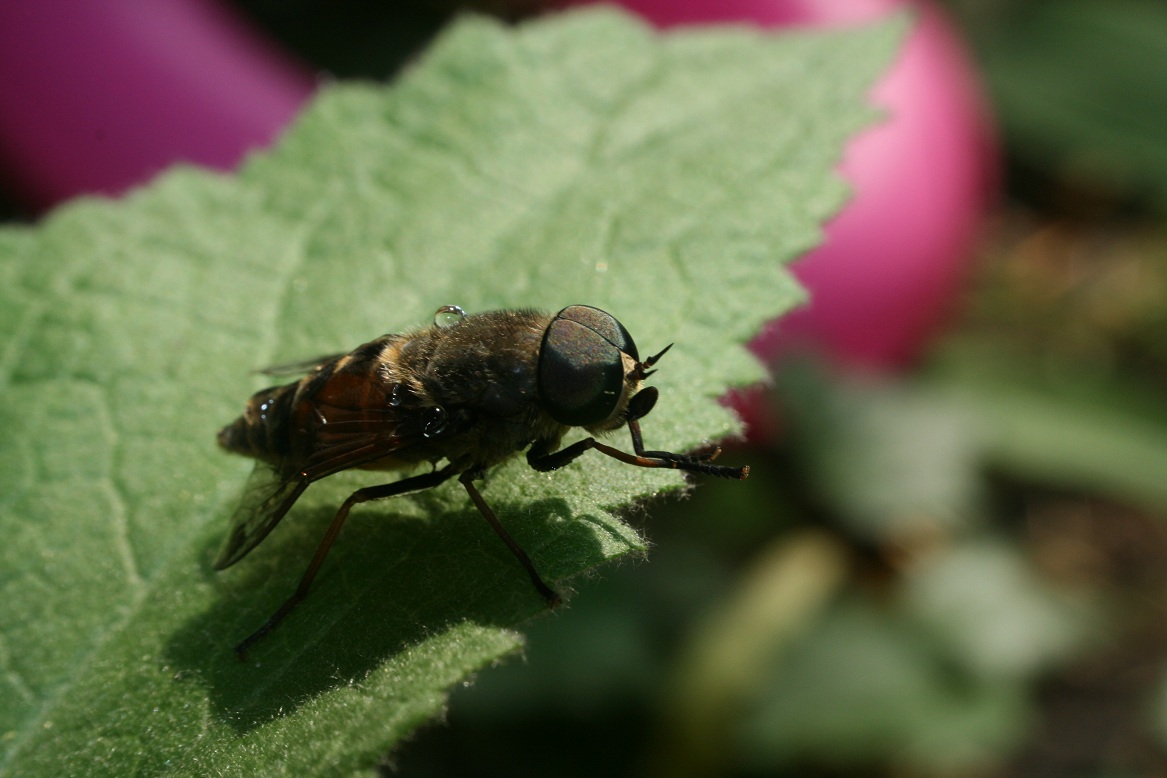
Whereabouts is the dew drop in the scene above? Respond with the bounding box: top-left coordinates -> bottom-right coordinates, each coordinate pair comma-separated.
423,407 -> 448,438
389,384 -> 406,407
433,305 -> 466,328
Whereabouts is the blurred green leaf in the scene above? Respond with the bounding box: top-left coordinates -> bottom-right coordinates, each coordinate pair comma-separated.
973,0 -> 1167,209
795,340 -> 1167,520
1150,669 -> 1167,749
0,9 -> 900,775
780,363 -> 985,538
652,533 -> 850,777
904,540 -> 1096,681
963,387 -> 1167,513
930,347 -> 1167,516
738,598 -> 1029,772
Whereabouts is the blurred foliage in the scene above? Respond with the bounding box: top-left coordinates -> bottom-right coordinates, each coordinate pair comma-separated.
956,215 -> 1167,402
948,0 -> 1167,215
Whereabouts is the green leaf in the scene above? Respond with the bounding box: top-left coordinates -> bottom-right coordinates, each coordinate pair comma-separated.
0,9 -> 899,775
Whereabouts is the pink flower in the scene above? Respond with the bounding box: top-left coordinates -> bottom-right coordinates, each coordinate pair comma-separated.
0,0 -> 313,209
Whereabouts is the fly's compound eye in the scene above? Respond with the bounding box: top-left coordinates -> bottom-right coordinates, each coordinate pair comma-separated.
538,306 -> 639,427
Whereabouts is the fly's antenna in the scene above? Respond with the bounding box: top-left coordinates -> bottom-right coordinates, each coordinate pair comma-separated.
629,343 -> 673,382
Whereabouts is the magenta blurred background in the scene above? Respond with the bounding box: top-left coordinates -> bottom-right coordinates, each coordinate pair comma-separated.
0,0 -> 314,208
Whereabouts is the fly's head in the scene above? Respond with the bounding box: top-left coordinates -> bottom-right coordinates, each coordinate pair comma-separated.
536,305 -> 670,434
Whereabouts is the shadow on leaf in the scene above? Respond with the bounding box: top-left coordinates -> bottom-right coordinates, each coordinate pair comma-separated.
165,492 -> 615,733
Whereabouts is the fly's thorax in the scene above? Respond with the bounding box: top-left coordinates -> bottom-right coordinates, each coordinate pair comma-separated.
375,334 -> 433,407
417,309 -> 550,420
347,309 -> 557,471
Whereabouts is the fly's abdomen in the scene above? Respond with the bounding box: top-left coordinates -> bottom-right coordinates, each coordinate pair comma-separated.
218,383 -> 299,460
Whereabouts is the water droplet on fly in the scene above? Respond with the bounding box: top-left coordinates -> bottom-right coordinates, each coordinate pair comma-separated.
389,384 -> 406,407
434,305 -> 466,328
423,407 -> 448,438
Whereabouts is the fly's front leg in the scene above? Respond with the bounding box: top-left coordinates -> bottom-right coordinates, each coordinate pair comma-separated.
235,463 -> 459,659
622,387 -> 748,479
623,393 -> 721,463
529,433 -> 746,479
526,437 -> 595,472
622,418 -> 748,478
525,386 -> 748,481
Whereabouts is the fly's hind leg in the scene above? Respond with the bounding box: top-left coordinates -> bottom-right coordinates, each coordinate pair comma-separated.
235,463 -> 458,659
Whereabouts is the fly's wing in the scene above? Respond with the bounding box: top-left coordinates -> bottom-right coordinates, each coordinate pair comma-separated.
256,353 -> 347,378
213,386 -> 473,570
213,461 -> 310,569
212,424 -> 411,570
